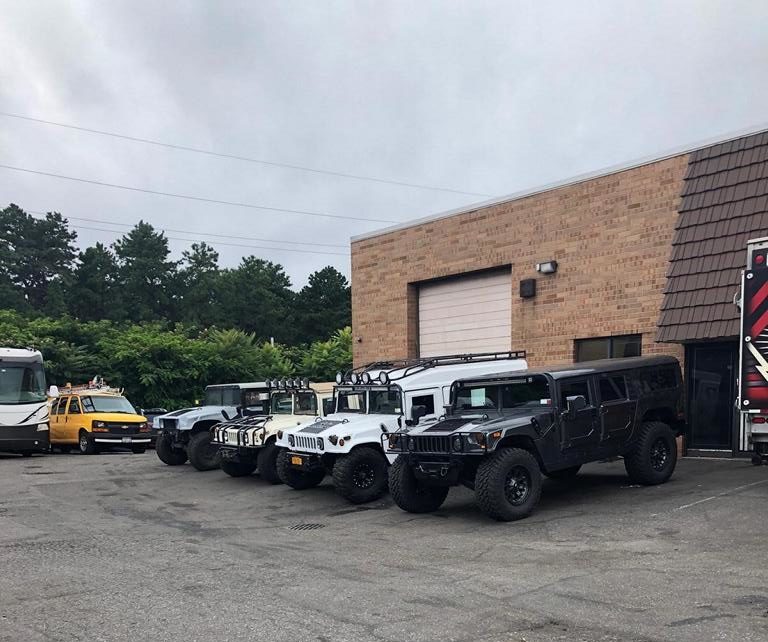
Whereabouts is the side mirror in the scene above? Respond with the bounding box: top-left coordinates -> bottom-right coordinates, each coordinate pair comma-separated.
443,404 -> 454,417
563,395 -> 587,419
48,385 -> 59,398
407,405 -> 428,426
322,398 -> 335,416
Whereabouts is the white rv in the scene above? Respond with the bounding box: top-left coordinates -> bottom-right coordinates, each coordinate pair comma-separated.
0,348 -> 49,456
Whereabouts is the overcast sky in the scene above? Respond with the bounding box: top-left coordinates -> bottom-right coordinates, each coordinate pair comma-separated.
1,1 -> 767,287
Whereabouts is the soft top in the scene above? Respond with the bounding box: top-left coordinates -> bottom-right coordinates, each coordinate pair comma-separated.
453,355 -> 680,385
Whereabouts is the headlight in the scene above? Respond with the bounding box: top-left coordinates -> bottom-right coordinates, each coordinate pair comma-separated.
288,434 -> 295,447
452,435 -> 463,452
139,422 -> 150,432
387,434 -> 401,450
92,420 -> 108,432
466,432 -> 487,449
316,437 -> 324,451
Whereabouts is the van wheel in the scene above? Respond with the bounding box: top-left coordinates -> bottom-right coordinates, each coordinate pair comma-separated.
187,431 -> 220,471
332,447 -> 389,504
257,442 -> 282,484
389,455 -> 449,513
79,431 -> 98,455
276,450 -> 326,489
221,458 -> 258,477
624,421 -> 677,485
475,448 -> 542,521
155,433 -> 187,466
545,465 -> 581,480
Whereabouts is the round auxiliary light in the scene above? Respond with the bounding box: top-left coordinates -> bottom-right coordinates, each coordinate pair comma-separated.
350,373 -> 359,385
378,372 -> 390,385
361,372 -> 371,385
287,378 -> 295,388
301,377 -> 310,389
335,372 -> 343,385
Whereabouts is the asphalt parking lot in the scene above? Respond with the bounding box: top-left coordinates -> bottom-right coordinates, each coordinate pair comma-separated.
1,452 -> 767,642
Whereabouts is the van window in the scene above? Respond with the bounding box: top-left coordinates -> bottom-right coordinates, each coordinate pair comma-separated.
599,376 -> 627,402
68,396 -> 82,414
57,397 -> 69,414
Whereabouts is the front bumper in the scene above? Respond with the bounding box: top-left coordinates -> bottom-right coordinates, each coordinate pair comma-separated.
0,424 -> 49,453
284,450 -> 325,472
93,433 -> 151,446
219,446 -> 258,463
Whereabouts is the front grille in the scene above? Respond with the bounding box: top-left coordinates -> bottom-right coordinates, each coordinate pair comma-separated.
161,418 -> 178,430
411,435 -> 451,453
294,434 -> 317,451
105,422 -> 144,435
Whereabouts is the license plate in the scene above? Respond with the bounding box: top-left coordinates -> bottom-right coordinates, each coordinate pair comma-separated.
122,437 -> 132,444
291,455 -> 303,466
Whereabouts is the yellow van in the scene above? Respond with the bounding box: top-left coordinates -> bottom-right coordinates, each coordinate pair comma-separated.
49,388 -> 149,455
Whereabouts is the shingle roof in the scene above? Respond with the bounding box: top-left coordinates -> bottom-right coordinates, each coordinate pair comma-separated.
657,131 -> 768,342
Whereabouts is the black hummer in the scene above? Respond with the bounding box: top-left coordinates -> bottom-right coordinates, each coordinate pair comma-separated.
385,356 -> 684,522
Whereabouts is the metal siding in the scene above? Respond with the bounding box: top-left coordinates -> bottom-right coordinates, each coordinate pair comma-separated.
418,271 -> 511,358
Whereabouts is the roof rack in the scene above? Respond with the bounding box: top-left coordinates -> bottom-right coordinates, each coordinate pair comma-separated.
338,351 -> 526,385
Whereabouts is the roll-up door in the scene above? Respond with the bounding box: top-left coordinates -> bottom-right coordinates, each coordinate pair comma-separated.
418,270 -> 511,358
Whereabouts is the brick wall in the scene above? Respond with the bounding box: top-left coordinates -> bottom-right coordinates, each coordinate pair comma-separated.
351,155 -> 689,368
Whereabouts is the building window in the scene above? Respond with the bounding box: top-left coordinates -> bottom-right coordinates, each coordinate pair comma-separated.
575,334 -> 641,362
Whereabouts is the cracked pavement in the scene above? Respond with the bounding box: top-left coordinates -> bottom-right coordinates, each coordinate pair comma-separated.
0,452 -> 767,641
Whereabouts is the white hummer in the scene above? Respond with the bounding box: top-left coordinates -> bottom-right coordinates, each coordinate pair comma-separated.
275,352 -> 528,504
154,382 -> 274,471
212,379 -> 333,481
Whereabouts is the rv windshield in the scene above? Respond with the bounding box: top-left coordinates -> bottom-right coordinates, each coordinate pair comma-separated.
455,376 -> 551,412
0,362 -> 46,405
204,387 -> 241,406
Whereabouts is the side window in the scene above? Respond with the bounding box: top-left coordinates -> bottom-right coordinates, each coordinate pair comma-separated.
559,379 -> 592,408
411,394 -> 435,416
599,376 -> 627,403
68,396 -> 82,414
51,398 -> 60,414
57,397 -> 69,415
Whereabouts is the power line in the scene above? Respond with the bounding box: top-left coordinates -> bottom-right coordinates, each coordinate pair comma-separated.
26,210 -> 348,249
0,111 -> 491,197
0,163 -> 398,224
27,214 -> 349,257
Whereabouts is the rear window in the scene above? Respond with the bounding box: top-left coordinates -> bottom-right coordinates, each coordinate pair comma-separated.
599,376 -> 627,402
634,366 -> 678,394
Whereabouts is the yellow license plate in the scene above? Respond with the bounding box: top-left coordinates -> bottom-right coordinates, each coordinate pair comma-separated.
291,456 -> 303,466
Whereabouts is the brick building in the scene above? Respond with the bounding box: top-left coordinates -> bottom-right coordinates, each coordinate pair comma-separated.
351,127 -> 768,455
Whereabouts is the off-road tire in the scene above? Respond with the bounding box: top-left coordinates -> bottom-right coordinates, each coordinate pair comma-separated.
257,442 -> 282,484
389,455 -> 449,513
545,465 -> 582,480
155,433 -> 187,466
79,430 -> 98,455
624,421 -> 677,485
220,458 -> 258,477
131,446 -> 146,454
332,447 -> 389,504
187,431 -> 220,471
475,448 -> 542,522
276,450 -> 326,489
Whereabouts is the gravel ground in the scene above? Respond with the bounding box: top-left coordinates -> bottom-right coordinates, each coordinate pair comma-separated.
0,451 -> 767,642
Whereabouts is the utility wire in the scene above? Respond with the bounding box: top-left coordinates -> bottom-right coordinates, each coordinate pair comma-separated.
25,210 -> 348,249
27,214 -> 349,257
0,163 -> 398,224
0,111 -> 491,197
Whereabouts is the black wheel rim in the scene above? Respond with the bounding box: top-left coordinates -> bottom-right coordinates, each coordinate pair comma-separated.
352,462 -> 376,489
505,466 -> 531,506
80,434 -> 87,450
650,437 -> 669,471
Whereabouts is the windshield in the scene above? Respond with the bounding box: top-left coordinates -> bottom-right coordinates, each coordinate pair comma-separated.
455,376 -> 551,412
295,392 -> 317,415
0,362 -> 46,405
335,388 -> 402,415
369,389 -> 402,414
82,395 -> 137,414
337,390 -> 366,413
204,386 -> 241,406
270,392 -> 293,414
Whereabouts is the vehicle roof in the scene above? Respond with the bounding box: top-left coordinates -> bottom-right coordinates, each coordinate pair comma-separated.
353,357 -> 528,390
205,382 -> 270,390
0,347 -> 43,362
455,356 -> 680,384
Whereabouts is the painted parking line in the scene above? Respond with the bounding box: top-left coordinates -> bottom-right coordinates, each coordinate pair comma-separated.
674,478 -> 768,511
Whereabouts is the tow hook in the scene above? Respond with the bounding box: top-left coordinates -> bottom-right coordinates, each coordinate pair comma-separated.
440,466 -> 448,477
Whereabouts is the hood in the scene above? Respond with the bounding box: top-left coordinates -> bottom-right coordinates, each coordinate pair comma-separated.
295,413 -> 397,437
418,409 -> 542,435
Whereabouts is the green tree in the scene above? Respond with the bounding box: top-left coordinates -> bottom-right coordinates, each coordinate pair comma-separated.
293,266 -> 351,343
112,221 -> 178,322
66,243 -> 120,321
300,327 -> 353,381
178,242 -> 221,326
0,203 -> 77,310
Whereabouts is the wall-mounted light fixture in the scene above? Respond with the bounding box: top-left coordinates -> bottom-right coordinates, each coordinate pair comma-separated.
535,260 -> 558,275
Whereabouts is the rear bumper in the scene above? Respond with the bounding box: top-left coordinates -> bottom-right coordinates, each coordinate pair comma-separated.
0,424 -> 49,453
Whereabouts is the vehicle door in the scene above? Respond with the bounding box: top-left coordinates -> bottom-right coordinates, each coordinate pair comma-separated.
65,395 -> 83,442
597,373 -> 636,443
49,397 -> 62,441
558,377 -> 599,453
53,396 -> 70,442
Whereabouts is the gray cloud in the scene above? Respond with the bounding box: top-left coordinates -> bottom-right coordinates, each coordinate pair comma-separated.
1,0 -> 767,286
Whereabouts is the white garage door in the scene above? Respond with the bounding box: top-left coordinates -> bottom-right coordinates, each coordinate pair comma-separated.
418,270 -> 511,358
